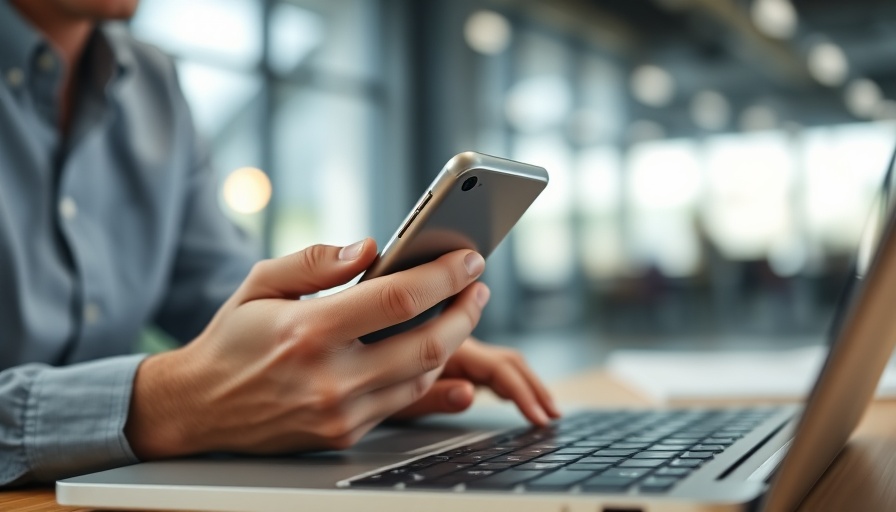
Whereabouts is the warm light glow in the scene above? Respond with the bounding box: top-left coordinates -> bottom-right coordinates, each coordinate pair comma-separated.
807,42 -> 849,87
464,10 -> 512,55
630,65 -> 675,107
223,167 -> 272,214
751,0 -> 798,39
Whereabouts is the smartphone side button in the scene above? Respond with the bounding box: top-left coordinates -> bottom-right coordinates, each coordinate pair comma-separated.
398,210 -> 420,238
417,191 -> 433,210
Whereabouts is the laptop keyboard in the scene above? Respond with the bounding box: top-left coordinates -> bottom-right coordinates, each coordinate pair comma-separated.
345,408 -> 780,494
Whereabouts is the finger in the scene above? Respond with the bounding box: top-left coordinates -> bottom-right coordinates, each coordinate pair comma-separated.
346,368 -> 444,428
346,282 -> 489,391
389,379 -> 475,420
507,355 -> 562,419
443,345 -> 550,426
234,238 -> 378,304
488,365 -> 551,426
315,249 -> 485,341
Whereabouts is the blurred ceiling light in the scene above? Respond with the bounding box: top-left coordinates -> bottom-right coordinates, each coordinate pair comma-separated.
630,65 -> 676,107
739,104 -> 778,132
222,167 -> 272,214
807,41 -> 849,87
690,90 -> 731,130
464,10 -> 512,55
844,78 -> 883,119
873,100 -> 896,122
751,0 -> 798,39
504,76 -> 572,132
627,120 -> 666,143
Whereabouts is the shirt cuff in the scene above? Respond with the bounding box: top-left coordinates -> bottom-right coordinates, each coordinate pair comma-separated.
24,354 -> 148,482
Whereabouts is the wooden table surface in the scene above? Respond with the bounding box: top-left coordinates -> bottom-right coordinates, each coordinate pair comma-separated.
2,370 -> 895,511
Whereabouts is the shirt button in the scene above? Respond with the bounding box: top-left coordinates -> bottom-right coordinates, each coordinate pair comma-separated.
37,51 -> 55,72
83,303 -> 102,325
59,197 -> 78,220
5,67 -> 24,87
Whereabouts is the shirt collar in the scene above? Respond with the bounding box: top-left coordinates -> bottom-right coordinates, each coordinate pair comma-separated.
0,1 -> 135,89
0,1 -> 44,79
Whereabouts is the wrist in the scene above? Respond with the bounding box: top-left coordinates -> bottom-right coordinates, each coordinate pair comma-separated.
125,347 -> 207,459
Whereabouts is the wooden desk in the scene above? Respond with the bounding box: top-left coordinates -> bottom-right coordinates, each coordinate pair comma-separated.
3,371 -> 896,511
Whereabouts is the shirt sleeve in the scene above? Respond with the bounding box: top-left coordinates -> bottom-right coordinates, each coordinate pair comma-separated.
0,354 -> 147,486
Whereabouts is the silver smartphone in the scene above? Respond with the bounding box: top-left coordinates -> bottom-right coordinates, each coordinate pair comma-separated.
358,151 -> 549,343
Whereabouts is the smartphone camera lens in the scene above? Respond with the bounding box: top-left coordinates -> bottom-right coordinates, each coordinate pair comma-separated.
461,176 -> 478,191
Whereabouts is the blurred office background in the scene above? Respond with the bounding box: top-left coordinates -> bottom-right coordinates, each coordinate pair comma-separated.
130,0 -> 896,375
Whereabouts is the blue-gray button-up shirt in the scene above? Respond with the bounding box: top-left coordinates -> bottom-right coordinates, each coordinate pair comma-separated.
0,5 -> 259,485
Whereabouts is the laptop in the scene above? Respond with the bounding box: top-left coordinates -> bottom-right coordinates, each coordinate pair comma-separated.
58,146 -> 896,512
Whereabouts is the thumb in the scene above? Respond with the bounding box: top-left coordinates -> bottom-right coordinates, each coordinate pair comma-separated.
390,379 -> 475,420
235,238 -> 378,304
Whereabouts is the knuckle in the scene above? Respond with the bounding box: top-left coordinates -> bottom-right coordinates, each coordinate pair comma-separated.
319,415 -> 356,446
380,282 -> 421,322
308,383 -> 346,412
298,244 -> 328,271
417,335 -> 448,373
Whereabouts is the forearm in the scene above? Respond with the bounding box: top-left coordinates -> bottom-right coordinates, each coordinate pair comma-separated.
0,355 -> 146,487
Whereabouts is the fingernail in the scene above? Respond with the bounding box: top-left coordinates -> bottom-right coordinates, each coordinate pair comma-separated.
464,252 -> 484,277
535,407 -> 550,425
476,285 -> 490,308
339,239 -> 365,261
448,386 -> 469,408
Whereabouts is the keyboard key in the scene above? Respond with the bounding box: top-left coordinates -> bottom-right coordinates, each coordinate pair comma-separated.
573,440 -> 610,448
489,454 -> 533,464
656,439 -> 696,446
408,469 -> 495,488
473,462 -> 516,470
579,456 -> 626,464
655,467 -> 691,477
704,437 -> 736,445
515,462 -> 565,471
600,468 -> 651,479
406,463 -> 471,482
680,451 -> 715,459
618,459 -> 665,468
632,451 -> 679,459
553,447 -> 597,455
566,463 -> 612,471
512,447 -> 556,457
526,470 -> 593,491
592,449 -> 638,457
670,459 -> 703,468
609,443 -> 651,450
465,470 -> 543,490
534,454 -> 583,463
691,444 -> 725,453
647,444 -> 691,451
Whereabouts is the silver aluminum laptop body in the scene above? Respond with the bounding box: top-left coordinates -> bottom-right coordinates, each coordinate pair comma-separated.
58,149 -> 896,512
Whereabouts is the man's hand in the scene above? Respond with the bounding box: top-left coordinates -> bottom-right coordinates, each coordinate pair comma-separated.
125,238 -> 489,459
389,337 -> 561,425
